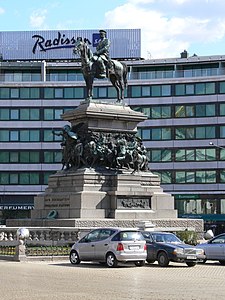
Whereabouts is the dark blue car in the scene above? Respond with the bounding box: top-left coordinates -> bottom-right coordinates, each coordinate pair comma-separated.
142,231 -> 205,267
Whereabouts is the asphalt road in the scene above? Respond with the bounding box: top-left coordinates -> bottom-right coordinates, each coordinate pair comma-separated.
0,259 -> 224,300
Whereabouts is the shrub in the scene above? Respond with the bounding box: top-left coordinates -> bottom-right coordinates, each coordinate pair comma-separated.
176,230 -> 198,245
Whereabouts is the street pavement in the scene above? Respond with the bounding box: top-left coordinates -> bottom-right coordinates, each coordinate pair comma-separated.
0,259 -> 224,300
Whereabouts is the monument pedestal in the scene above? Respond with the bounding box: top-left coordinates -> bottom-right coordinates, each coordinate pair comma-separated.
31,167 -> 176,221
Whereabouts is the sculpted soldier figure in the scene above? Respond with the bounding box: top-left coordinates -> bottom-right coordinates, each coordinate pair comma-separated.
52,125 -> 78,170
92,29 -> 111,78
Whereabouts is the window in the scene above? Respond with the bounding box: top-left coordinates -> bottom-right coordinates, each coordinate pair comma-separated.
44,130 -> 57,142
196,170 -> 216,183
142,129 -> 151,140
196,148 -> 216,161
153,171 -> 172,183
10,88 -> 19,98
142,107 -> 151,118
152,107 -> 161,119
162,85 -> 171,96
98,87 -> 107,98
44,151 -> 62,163
152,128 -> 171,140
0,108 -> 10,120
64,88 -> 73,98
30,88 -> 40,98
220,82 -> 225,94
196,82 -> 215,94
151,149 -> 172,162
221,199 -> 225,213
74,87 -> 84,99
185,84 -> 194,95
196,126 -> 215,139
152,106 -> 171,119
175,126 -> 215,140
0,152 -> 9,162
10,131 -> 19,141
176,198 -> 217,215
44,108 -> 63,120
55,88 -> 63,98
196,104 -> 215,117
20,88 -> 30,98
219,103 -> 225,116
21,108 -> 40,120
44,88 -> 54,98
220,149 -> 225,160
20,151 -> 39,163
175,127 -> 194,139
131,86 -> 141,97
20,130 -> 40,142
175,105 -> 194,118
151,85 -> 160,97
108,87 -> 117,98
10,173 -> 19,184
44,171 -> 54,184
0,130 -> 9,141
19,173 -> 39,184
142,86 -> 151,96
175,170 -> 216,183
0,88 -> 10,98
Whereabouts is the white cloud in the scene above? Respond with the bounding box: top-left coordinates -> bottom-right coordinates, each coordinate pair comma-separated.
29,9 -> 47,29
0,7 -> 5,14
104,0 -> 225,58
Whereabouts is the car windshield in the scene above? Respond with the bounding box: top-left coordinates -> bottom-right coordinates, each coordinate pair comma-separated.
120,231 -> 144,241
152,233 -> 182,244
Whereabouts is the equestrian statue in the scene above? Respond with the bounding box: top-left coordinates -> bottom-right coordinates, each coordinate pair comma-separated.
73,30 -> 127,102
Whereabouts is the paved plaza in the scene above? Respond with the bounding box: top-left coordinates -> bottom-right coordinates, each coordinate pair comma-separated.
0,259 -> 224,300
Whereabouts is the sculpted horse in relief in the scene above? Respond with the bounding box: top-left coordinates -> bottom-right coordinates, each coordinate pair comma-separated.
73,38 -> 128,102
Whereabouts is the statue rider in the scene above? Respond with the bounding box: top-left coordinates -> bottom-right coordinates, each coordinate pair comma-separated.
92,29 -> 111,78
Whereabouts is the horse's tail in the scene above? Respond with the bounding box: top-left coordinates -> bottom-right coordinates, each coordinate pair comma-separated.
121,62 -> 128,88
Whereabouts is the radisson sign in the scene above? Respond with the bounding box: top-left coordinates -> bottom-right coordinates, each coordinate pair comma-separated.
0,29 -> 141,61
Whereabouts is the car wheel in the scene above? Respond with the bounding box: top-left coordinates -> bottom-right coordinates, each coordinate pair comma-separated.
201,259 -> 207,264
157,252 -> 169,267
219,260 -> 225,265
134,260 -> 145,267
70,250 -> 80,265
146,259 -> 155,264
106,252 -> 118,268
186,262 -> 196,267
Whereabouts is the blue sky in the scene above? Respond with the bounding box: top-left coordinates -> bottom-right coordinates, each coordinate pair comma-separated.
0,0 -> 225,59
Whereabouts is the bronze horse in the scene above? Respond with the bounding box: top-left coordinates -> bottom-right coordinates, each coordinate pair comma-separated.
73,38 -> 127,102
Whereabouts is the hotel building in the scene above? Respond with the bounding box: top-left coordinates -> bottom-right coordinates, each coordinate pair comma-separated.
0,29 -> 225,233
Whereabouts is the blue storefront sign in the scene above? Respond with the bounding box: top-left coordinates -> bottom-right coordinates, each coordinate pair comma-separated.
181,214 -> 225,221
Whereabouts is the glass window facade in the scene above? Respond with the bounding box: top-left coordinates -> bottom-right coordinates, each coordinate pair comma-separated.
2,58 -> 225,230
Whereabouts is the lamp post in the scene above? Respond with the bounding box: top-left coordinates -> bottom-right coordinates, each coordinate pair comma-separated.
209,142 -> 225,150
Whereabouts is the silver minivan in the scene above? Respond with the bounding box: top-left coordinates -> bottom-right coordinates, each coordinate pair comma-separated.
69,227 -> 147,267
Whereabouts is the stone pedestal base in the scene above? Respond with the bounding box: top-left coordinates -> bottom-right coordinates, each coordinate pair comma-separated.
31,168 -> 177,221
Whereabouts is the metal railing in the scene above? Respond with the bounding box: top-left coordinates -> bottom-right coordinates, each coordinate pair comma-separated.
0,227 -> 89,261
0,68 -> 224,83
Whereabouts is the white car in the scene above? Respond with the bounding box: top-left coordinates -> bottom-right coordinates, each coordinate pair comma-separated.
197,233 -> 225,265
70,227 -> 147,268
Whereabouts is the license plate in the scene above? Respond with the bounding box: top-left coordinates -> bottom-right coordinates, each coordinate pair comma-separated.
129,245 -> 140,250
187,256 -> 196,260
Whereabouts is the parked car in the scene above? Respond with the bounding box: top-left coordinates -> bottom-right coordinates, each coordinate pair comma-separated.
141,231 -> 205,267
197,233 -> 225,265
69,227 -> 147,268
